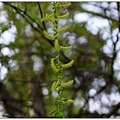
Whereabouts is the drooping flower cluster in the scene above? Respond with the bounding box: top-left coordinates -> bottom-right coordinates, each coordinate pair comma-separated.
42,2 -> 74,117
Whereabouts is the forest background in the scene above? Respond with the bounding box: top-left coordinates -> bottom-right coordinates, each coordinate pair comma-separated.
0,1 -> 120,118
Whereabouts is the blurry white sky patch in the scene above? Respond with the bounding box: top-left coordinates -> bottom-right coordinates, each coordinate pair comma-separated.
0,1 -> 17,81
0,25 -> 17,45
74,12 -> 109,35
74,12 -> 91,23
0,65 -> 8,80
1,47 -> 15,56
31,55 -> 44,72
86,17 -> 109,35
0,25 -> 17,81
82,2 -> 104,14
0,103 -> 4,118
0,10 -> 8,24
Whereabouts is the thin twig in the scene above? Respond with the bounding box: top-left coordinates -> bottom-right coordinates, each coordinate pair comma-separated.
4,2 -> 43,32
37,2 -> 46,30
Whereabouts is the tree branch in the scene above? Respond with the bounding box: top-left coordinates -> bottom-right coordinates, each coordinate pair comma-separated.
37,2 -> 46,30
106,102 -> 120,118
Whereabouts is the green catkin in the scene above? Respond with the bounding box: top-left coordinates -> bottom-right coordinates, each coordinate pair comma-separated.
55,2 -> 71,9
42,2 -> 73,117
66,99 -> 74,104
43,31 -> 54,40
60,46 -> 72,51
57,26 -> 68,33
58,13 -> 69,19
41,13 -> 54,22
51,58 -> 59,73
60,3 -> 71,9
52,81 -> 60,92
55,39 -> 60,52
62,59 -> 74,69
61,80 -> 73,88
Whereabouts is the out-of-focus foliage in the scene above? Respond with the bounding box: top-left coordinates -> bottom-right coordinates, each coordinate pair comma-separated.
0,2 -> 120,118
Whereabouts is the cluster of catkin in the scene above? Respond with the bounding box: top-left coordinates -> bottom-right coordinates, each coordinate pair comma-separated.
42,2 -> 74,117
